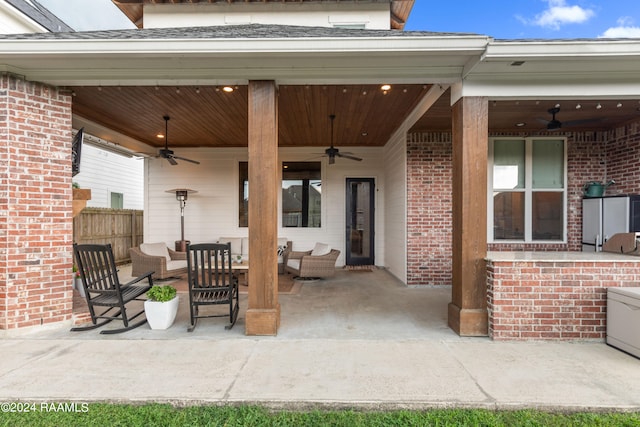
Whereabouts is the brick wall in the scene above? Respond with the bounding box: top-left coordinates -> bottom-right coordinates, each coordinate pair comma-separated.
0,74 -> 74,330
406,133 -> 452,286
488,259 -> 640,340
605,121 -> 640,195
406,126 -> 640,286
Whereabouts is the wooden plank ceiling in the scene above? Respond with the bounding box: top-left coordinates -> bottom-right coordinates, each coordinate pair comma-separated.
412,88 -> 640,134
71,83 -> 640,151
70,84 -> 431,148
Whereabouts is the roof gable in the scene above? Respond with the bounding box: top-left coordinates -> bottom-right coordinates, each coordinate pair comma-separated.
112,0 -> 414,30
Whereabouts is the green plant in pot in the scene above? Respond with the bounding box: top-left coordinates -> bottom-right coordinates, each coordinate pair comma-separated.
144,285 -> 179,330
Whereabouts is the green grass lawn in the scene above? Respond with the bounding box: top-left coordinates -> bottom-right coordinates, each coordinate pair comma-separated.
1,404 -> 640,427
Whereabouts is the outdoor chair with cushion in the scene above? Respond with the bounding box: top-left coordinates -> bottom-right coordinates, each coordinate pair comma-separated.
187,242 -> 239,331
129,242 -> 188,280
285,242 -> 340,279
72,243 -> 154,334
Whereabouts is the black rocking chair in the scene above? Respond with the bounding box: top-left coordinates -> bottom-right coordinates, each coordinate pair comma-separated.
187,242 -> 239,331
72,243 -> 154,334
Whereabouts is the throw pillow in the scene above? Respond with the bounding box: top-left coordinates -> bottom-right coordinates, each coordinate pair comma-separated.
310,242 -> 331,256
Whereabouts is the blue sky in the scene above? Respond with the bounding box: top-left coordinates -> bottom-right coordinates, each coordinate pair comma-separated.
405,0 -> 640,39
39,0 -> 640,39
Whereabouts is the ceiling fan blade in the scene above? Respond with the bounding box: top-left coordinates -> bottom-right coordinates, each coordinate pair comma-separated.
172,155 -> 200,165
336,152 -> 363,162
166,156 -> 178,166
562,118 -> 604,127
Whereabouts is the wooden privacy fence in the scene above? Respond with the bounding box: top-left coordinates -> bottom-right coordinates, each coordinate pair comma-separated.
73,208 -> 144,265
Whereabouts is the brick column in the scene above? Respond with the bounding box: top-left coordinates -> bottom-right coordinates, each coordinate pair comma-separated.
0,74 -> 74,331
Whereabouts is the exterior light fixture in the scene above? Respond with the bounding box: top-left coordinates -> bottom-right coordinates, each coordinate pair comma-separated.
576,104 -> 582,109
166,188 -> 197,252
596,103 -> 602,109
617,102 -> 623,108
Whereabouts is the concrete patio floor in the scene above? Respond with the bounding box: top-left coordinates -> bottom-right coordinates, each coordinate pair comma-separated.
1,268 -> 639,411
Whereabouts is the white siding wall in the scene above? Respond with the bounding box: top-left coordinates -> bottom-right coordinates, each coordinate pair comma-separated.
143,3 -> 390,30
73,144 -> 144,210
383,131 -> 407,282
144,146 -> 386,268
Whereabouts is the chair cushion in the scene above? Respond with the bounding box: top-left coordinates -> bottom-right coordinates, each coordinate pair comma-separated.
166,259 -> 188,271
287,259 -> 301,271
311,242 -> 331,256
140,243 -> 171,262
219,237 -> 242,256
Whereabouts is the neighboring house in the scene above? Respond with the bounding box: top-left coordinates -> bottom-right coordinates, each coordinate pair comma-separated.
73,138 -> 144,210
0,0 -> 72,33
2,0 -> 640,339
0,0 -> 144,210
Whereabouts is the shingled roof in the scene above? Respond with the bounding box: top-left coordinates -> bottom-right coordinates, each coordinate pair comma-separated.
5,0 -> 74,32
0,23 -> 481,40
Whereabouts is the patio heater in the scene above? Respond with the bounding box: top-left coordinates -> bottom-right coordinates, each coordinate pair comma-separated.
166,188 -> 197,252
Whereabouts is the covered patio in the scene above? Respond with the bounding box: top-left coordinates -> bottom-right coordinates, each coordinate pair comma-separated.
1,24 -> 640,339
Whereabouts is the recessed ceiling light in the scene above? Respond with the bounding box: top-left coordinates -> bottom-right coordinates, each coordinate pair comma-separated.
381,84 -> 391,91
222,86 -> 234,93
156,133 -> 164,139
516,122 -> 526,127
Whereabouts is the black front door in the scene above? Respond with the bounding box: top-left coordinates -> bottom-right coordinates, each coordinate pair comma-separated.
345,178 -> 375,266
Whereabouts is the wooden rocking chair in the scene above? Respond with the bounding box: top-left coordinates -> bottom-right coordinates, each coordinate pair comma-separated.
187,242 -> 239,331
72,243 -> 154,334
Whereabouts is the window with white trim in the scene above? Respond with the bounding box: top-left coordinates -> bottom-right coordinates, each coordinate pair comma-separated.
488,137 -> 567,242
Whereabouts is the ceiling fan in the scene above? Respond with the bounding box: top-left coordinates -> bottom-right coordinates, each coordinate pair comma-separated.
157,115 -> 200,165
323,114 -> 362,164
538,106 -> 602,131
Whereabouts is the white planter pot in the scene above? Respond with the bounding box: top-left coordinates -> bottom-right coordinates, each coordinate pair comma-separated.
144,296 -> 179,330
74,278 -> 85,298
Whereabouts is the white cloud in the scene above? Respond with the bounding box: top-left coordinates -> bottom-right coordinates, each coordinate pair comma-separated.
530,0 -> 595,30
599,17 -> 640,38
